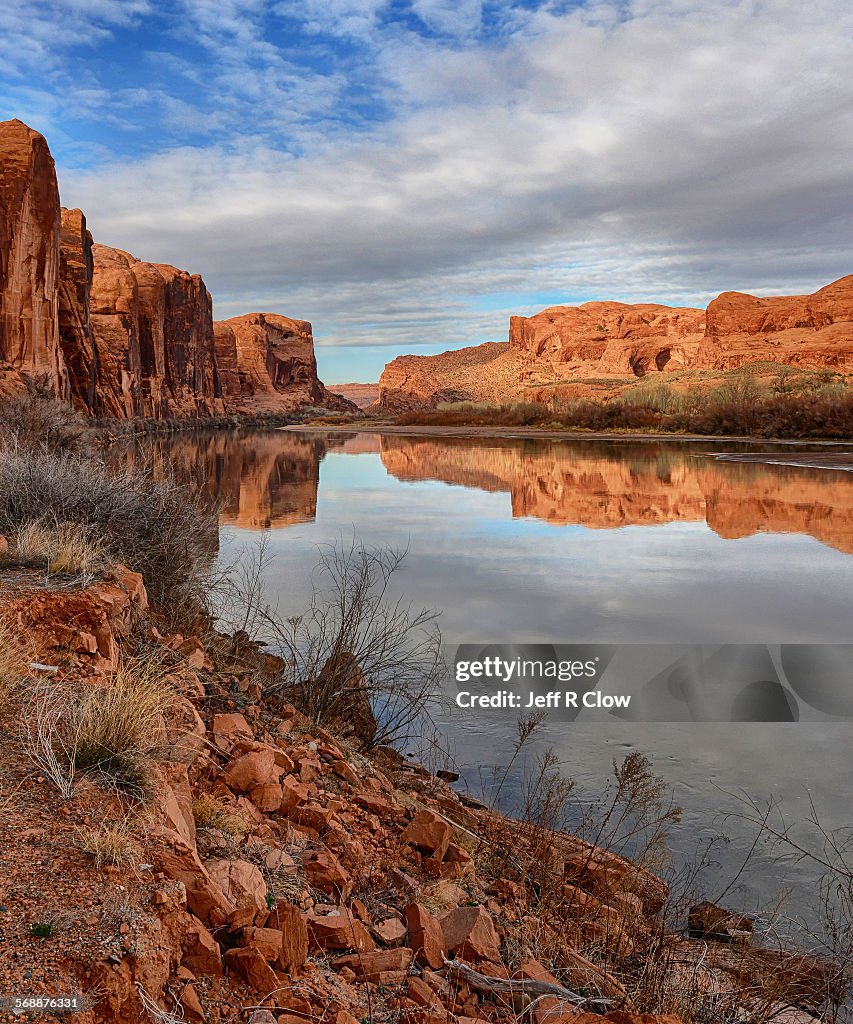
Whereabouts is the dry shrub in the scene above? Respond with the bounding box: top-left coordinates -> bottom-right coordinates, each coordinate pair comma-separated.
224,537 -> 444,748
0,446 -> 218,618
10,519 -> 107,580
192,794 -> 251,837
0,381 -> 90,454
79,821 -> 139,870
396,380 -> 853,439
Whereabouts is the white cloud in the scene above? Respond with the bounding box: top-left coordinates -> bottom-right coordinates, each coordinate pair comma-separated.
49,0 -> 853,357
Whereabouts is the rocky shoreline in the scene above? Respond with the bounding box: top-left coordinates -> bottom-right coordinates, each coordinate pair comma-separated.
0,553 -> 843,1024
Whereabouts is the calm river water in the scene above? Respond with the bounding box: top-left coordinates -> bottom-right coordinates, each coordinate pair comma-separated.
147,427 -> 853,929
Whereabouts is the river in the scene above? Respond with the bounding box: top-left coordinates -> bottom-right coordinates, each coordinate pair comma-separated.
142,427 -> 853,934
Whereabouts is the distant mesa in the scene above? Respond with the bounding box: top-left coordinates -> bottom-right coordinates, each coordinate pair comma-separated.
0,118 -> 356,419
326,382 -> 380,409
377,282 -> 853,411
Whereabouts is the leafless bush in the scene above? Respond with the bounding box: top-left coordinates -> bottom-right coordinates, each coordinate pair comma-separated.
0,446 -> 218,618
0,382 -> 90,454
218,537 -> 444,748
722,791 -> 853,1021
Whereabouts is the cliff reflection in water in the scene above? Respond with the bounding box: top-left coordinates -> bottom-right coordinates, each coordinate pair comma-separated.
137,430 -> 853,552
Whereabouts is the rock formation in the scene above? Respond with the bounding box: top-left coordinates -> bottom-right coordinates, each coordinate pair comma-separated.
58,208 -> 98,409
213,313 -> 353,414
377,280 -> 853,411
326,382 -> 380,408
695,276 -> 853,370
0,118 -> 351,419
378,342 -> 525,411
509,301 -> 705,376
90,244 -> 222,418
0,118 -> 63,395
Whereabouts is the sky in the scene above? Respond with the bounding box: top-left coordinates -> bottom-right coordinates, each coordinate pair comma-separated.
1,0 -> 852,382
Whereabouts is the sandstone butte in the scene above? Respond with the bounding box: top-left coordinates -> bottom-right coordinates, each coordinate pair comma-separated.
376,279 -> 853,412
0,118 -> 353,418
0,556 -> 836,1023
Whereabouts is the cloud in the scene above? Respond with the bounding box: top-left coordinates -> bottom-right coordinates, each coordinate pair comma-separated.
39,0 -> 853,359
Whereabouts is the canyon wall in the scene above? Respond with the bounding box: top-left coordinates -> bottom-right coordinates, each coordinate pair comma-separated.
89,244 -> 222,418
695,276 -> 853,370
0,119 -> 64,395
0,118 -> 349,418
58,208 -> 99,410
378,281 -> 853,411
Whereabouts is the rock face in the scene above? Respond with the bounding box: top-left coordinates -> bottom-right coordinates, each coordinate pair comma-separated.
0,119 -> 352,419
58,208 -> 98,410
90,244 -> 222,418
0,118 -> 63,395
695,276 -> 853,370
378,342 -> 523,411
509,301 -> 705,377
378,280 -> 853,411
213,313 -> 354,414
326,382 -> 380,408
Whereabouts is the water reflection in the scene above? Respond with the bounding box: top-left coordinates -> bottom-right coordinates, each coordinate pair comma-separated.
140,429 -> 853,552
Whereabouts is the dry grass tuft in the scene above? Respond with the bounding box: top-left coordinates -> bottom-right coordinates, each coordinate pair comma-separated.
71,659 -> 178,796
0,615 -> 30,703
22,658 -> 177,799
11,519 -> 107,579
192,794 -> 251,837
79,821 -> 139,870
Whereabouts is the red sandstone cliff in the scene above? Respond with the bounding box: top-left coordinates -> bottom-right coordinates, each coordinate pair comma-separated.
214,313 -> 355,414
509,301 -> 705,376
378,342 -> 525,411
89,244 -> 222,418
695,276 -> 853,371
0,119 -> 64,395
58,208 -> 99,410
378,281 -> 853,411
0,119 -> 351,420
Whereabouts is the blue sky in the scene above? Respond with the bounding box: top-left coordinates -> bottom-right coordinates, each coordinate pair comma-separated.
2,0 -> 852,381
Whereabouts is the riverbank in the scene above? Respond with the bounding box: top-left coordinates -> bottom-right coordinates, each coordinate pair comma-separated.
0,395 -> 848,1023
0,561 -> 843,1024
283,419 -> 853,451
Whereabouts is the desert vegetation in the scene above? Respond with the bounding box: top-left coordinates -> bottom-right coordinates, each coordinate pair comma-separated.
217,536 -> 445,748
22,656 -> 177,799
393,368 -> 853,439
0,389 -> 218,618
